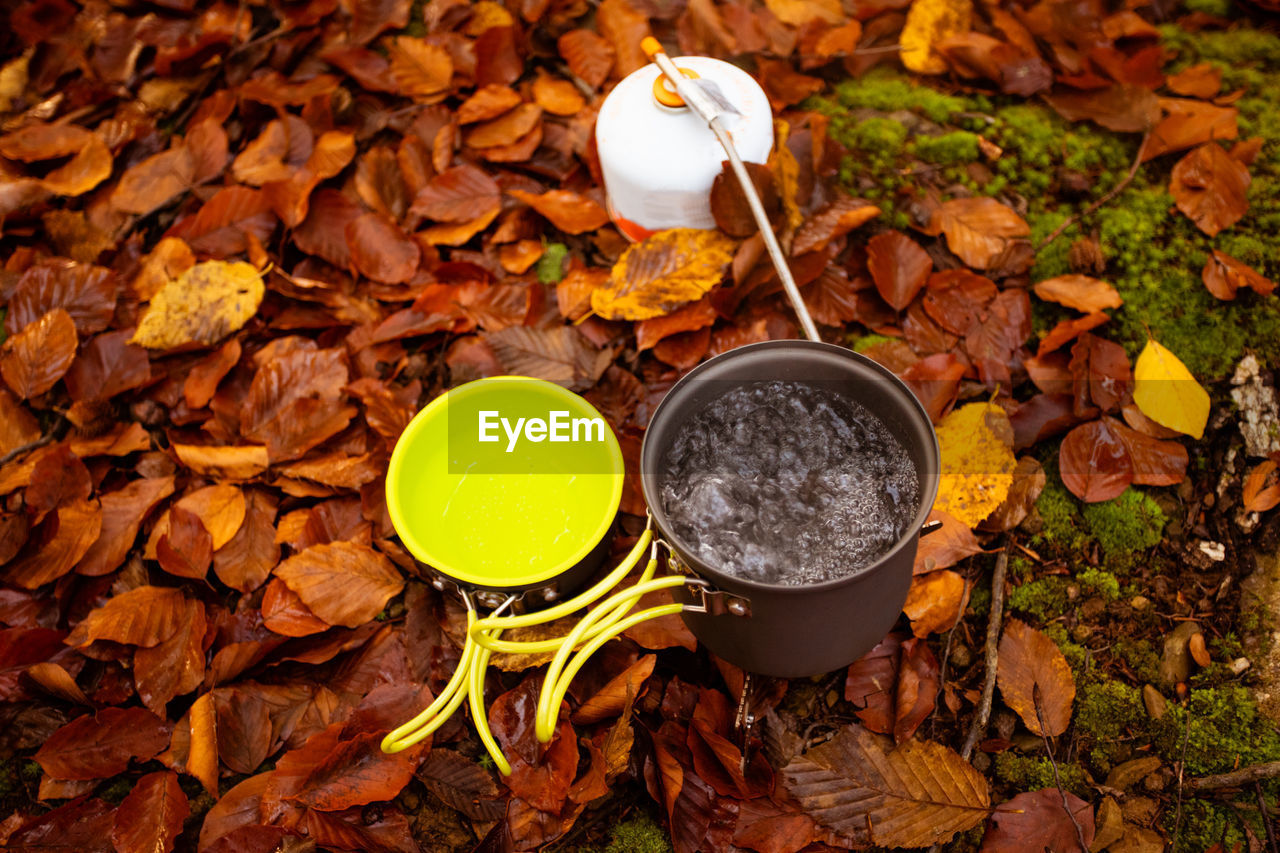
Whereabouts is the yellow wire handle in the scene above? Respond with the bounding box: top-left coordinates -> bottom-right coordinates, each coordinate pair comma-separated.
469,546 -> 661,654
382,607 -> 478,754
381,530 -> 656,768
535,575 -> 689,742
467,625 -> 512,775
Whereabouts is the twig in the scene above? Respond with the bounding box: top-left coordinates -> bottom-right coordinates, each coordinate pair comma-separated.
1258,782 -> 1279,853
932,575 -> 971,740
1035,690 -> 1089,853
925,544 -> 1008,853
0,433 -> 54,468
961,540 -> 1009,760
1035,130 -> 1150,253
1171,697 -> 1193,847
1186,761 -> 1280,791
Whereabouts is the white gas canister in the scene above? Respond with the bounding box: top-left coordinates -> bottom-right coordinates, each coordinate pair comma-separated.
595,56 -> 773,242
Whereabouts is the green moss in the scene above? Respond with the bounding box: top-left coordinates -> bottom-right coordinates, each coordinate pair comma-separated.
967,582 -> 991,620
596,815 -> 673,853
913,131 -> 980,165
1154,686 -> 1280,776
1032,470 -> 1087,552
1077,568 -> 1120,602
1113,638 -> 1160,684
1183,0 -> 1234,14
1008,576 -> 1072,622
851,333 -> 896,353
825,68 -> 973,123
850,117 -> 908,157
537,242 -> 569,284
100,776 -> 133,804
20,760 -> 41,781
1167,800 -> 1247,853
994,753 -> 1089,795
1081,488 -> 1165,560
1075,679 -> 1147,772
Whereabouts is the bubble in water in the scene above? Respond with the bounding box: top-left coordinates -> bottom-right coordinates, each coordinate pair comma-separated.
658,380 -> 919,586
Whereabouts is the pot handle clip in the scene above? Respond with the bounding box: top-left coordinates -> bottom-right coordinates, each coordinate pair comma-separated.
682,576 -> 752,618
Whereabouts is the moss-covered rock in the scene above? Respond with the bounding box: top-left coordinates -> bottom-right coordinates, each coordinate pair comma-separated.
993,753 -> 1090,795
1153,686 -> 1280,776
1081,488 -> 1166,559
1008,576 -> 1073,622
913,131 -> 980,165
1075,678 -> 1148,772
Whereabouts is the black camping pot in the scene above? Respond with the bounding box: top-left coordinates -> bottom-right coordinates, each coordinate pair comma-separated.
640,340 -> 941,677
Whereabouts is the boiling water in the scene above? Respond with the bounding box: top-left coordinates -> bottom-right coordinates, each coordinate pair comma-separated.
658,380 -> 919,585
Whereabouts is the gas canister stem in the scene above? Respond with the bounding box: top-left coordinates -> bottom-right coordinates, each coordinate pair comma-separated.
641,38 -> 822,343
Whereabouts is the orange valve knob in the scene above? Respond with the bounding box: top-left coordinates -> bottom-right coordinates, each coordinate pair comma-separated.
652,67 -> 699,108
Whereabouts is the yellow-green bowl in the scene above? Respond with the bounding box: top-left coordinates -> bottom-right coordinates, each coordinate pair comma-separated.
386,376 -> 624,590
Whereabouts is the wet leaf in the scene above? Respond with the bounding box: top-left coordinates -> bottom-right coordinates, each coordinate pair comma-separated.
77,478 -> 175,577
532,73 -> 586,116
558,29 -> 614,90
1202,249 -> 1275,300
900,0 -> 973,74
6,260 -> 116,336
594,228 -> 735,321
0,308 -> 77,398
1167,63 -> 1221,99
867,230 -> 932,311
409,164 -> 501,222
933,402 -> 1017,527
417,750 -> 504,820
111,771 -> 189,853
1243,461 -> 1280,514
165,186 -> 276,258
1058,416 -> 1187,503
914,509 -> 984,574
347,213 -> 421,284
485,325 -> 611,392
464,103 -> 542,148
635,298 -> 718,352
1044,85 -> 1161,133
573,654 -> 656,724
1139,98 -> 1238,162
240,345 -> 353,463
6,498 -> 102,589
274,541 -> 404,628
981,788 -> 1095,853
997,618 -> 1075,736
1033,275 -> 1123,313
134,598 -> 206,714
782,724 -> 989,847
596,0 -> 652,78
1037,311 -> 1110,357
508,188 -> 608,234
709,161 -> 779,238
1133,338 -> 1210,439
792,195 -> 880,256
388,37 -> 453,99
903,570 -> 969,637
131,261 -> 264,350
934,198 -> 1030,269
35,707 -> 170,780
1170,142 -> 1250,237
66,585 -> 187,647
212,489 -> 279,592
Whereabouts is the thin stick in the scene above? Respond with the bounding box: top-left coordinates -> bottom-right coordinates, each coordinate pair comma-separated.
0,434 -> 54,468
926,545 -> 1008,853
961,541 -> 1009,760
1035,691 -> 1090,853
1171,697 -> 1193,847
932,575 -> 971,741
1035,130 -> 1150,253
1259,782 -> 1280,853
1186,761 -> 1280,791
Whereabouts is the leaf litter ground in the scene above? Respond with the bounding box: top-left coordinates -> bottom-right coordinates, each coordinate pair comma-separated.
1,1 -> 1280,852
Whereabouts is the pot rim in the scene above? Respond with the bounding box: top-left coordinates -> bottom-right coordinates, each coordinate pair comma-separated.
640,340 -> 941,595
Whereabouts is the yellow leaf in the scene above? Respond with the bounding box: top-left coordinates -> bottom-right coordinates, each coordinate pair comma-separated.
932,402 -> 1016,527
131,260 -> 264,350
762,0 -> 844,27
592,228 -> 735,321
0,52 -> 30,113
900,0 -> 973,75
1133,339 -> 1209,439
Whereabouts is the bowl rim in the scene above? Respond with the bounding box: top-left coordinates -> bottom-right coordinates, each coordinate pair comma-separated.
639,340 -> 941,594
386,376 -> 625,589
